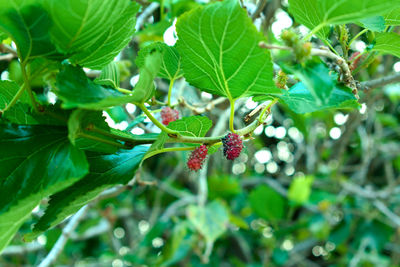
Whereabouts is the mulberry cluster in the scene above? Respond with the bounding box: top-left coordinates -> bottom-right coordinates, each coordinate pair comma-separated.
222,133 -> 243,160
161,107 -> 179,125
187,145 -> 208,171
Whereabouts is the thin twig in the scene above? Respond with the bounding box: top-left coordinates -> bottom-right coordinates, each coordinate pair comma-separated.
360,72 -> 400,90
135,2 -> 160,31
251,0 -> 268,21
0,53 -> 15,61
38,205 -> 90,267
374,200 -> 400,227
179,97 -> 227,114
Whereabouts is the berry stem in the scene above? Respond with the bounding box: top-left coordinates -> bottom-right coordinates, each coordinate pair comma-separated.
348,28 -> 368,47
229,100 -> 236,133
167,78 -> 175,107
137,103 -> 180,136
144,146 -> 196,160
258,99 -> 278,123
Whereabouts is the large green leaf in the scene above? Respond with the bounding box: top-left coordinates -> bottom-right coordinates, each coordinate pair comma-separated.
44,0 -> 131,53
288,0 -> 400,38
373,32 -> 400,58
278,82 -> 359,114
0,0 -> 59,62
187,201 -> 229,243
0,125 -> 88,251
249,185 -> 286,221
68,1 -> 140,69
176,0 -> 279,100
384,8 -> 400,25
136,42 -> 183,81
28,146 -> 148,240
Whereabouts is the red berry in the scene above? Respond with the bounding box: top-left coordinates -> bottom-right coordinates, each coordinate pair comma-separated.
222,133 -> 243,160
187,145 -> 208,171
161,107 -> 179,125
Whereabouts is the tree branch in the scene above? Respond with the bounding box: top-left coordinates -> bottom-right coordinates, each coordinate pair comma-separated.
360,72 -> 400,90
259,42 -> 359,99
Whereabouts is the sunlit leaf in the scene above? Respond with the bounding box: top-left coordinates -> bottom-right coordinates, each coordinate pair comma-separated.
176,0 -> 279,100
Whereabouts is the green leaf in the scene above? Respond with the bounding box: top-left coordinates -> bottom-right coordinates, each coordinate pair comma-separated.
359,16 -> 386,32
208,175 -> 241,199
94,62 -> 120,89
249,185 -> 286,221
187,201 -> 229,243
136,42 -> 183,80
0,80 -> 35,124
284,61 -> 335,105
288,175 -> 314,205
44,0 -> 138,68
54,64 -> 127,109
288,0 -> 400,38
384,8 -> 400,25
373,32 -> 400,58
0,125 -> 88,251
53,63 -> 158,109
0,0 -> 59,62
0,80 -> 66,125
130,49 -> 162,103
68,1 -> 140,69
168,116 -> 212,137
278,82 -> 359,114
27,146 -> 148,240
176,0 -> 279,100
68,109 -> 121,153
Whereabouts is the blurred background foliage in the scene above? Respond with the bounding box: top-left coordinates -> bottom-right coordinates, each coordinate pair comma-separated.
1,0 -> 400,266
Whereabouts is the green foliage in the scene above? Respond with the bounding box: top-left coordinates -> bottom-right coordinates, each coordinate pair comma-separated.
384,8 -> 400,25
288,176 -> 314,205
187,201 -> 229,243
373,32 -> 400,58
94,62 -> 121,89
176,0 -> 279,100
67,109 -> 120,153
136,42 -> 183,81
1,0 -> 400,265
27,146 -> 148,240
0,125 -> 88,251
249,185 -> 286,221
288,0 -> 400,38
279,82 -> 359,114
0,0 -> 59,62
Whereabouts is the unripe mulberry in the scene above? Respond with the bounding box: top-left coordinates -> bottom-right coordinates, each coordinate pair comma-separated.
187,145 -> 208,171
161,107 -> 179,125
222,133 -> 243,160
